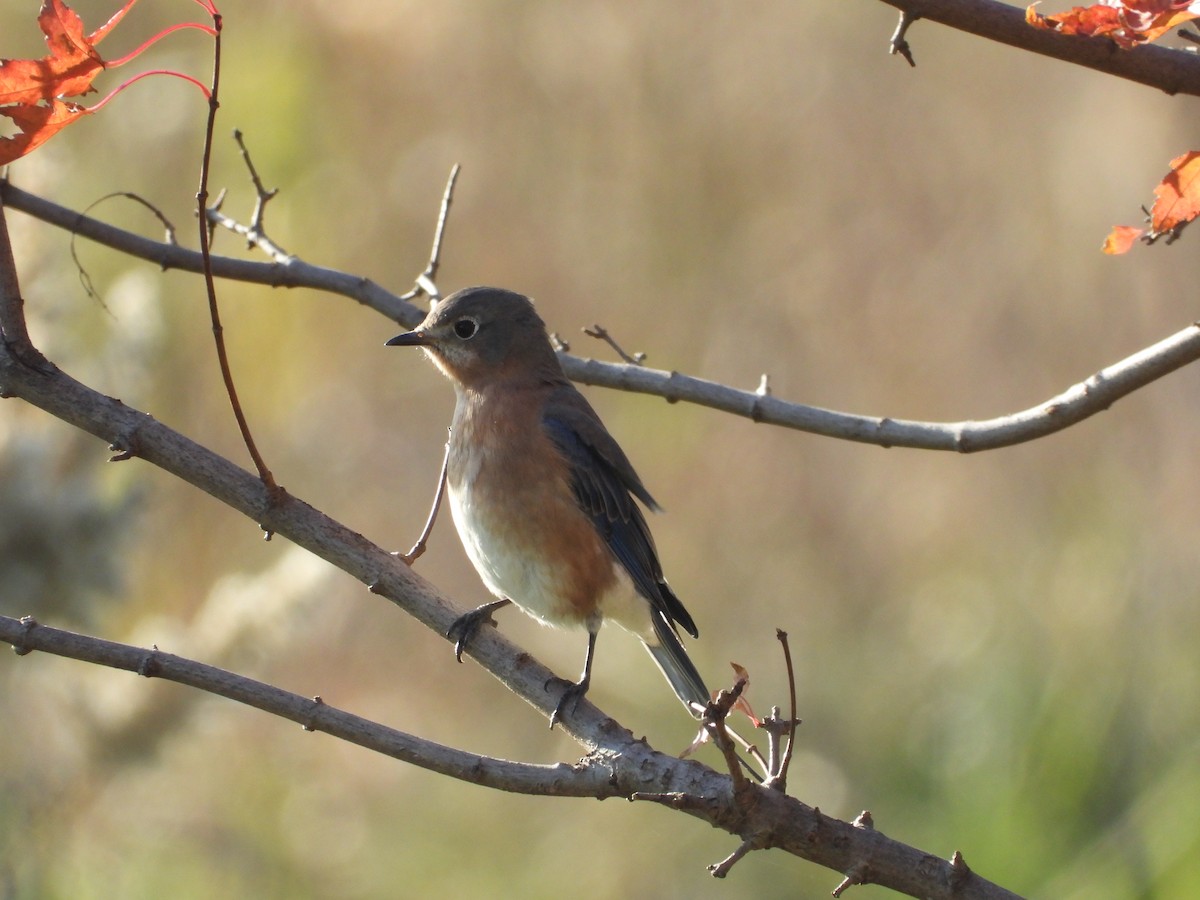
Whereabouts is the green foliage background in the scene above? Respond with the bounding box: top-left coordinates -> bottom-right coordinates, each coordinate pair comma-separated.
3,2 -> 1199,897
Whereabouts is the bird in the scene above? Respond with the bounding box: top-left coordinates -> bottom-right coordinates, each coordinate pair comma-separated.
386,286 -> 709,727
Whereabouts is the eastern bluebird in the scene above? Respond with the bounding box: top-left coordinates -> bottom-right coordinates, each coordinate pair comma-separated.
387,286 -> 708,726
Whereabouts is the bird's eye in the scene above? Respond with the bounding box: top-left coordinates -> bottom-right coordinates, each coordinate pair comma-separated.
453,318 -> 478,339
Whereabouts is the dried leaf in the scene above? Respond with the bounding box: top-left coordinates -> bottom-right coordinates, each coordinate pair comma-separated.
1026,1 -> 1199,48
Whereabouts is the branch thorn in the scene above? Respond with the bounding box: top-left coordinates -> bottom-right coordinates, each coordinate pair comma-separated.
890,10 -> 919,67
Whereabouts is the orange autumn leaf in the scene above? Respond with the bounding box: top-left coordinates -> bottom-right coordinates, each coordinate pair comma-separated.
1027,4 -> 1124,39
0,0 -> 137,105
0,96 -> 90,163
0,0 -> 139,165
1106,151 -> 1200,254
1026,1 -> 1199,48
1150,150 -> 1200,232
1102,224 -> 1144,255
0,0 -> 218,167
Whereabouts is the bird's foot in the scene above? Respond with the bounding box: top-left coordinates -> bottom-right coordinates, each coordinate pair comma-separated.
446,598 -> 511,662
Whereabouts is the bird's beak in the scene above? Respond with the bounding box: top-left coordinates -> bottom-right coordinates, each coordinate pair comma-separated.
385,330 -> 429,347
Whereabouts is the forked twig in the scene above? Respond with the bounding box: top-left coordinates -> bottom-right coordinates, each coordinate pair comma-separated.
400,163 -> 461,306
583,323 -> 646,365
205,130 -> 292,262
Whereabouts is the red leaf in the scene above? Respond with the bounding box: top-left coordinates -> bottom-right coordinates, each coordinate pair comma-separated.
0,0 -> 141,164
1103,224 -> 1144,255
0,99 -> 91,164
0,0 -> 132,106
1149,150 -> 1200,233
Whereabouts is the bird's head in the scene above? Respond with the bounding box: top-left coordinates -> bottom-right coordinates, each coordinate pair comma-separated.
387,286 -> 562,388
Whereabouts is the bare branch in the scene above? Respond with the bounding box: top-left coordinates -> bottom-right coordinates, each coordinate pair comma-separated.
6,179 -> 1198,455
0,615 -> 604,796
874,0 -> 1200,97
562,323 -> 1200,452
0,615 -> 1023,899
0,180 -> 423,326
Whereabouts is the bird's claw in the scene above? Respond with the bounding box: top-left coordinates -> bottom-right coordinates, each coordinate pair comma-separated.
446,599 -> 510,662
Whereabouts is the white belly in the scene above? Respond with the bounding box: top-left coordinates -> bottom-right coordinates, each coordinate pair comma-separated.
447,480 -> 655,640
448,480 -> 581,628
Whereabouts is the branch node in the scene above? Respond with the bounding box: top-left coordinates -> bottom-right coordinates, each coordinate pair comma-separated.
12,615 -> 38,656
108,426 -> 142,462
852,809 -> 875,830
303,695 -> 325,731
948,850 -> 973,887
138,646 -> 162,678
750,374 -> 771,422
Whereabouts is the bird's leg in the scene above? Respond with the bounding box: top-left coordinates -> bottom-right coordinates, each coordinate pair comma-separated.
446,598 -> 512,662
549,628 -> 598,729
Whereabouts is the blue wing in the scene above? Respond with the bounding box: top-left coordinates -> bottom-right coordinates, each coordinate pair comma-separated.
542,395 -> 698,639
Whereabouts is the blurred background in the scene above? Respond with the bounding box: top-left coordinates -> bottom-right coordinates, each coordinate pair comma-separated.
3,1 -> 1199,897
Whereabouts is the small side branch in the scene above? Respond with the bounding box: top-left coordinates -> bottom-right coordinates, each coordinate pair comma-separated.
890,10 -> 919,66
205,130 -> 292,263
401,163 -> 461,305
583,323 -> 646,365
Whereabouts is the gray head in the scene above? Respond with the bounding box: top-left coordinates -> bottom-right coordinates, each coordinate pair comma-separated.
386,286 -> 564,388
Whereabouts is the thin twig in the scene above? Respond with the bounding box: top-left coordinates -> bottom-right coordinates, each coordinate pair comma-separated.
775,629 -> 799,788
398,427 -> 451,564
233,128 -> 278,233
70,191 -> 178,310
583,323 -> 646,365
708,834 -> 768,879
400,163 -> 461,306
193,11 -> 278,497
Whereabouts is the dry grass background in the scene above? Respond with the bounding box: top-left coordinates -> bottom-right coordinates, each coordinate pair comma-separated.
3,2 -> 1200,897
